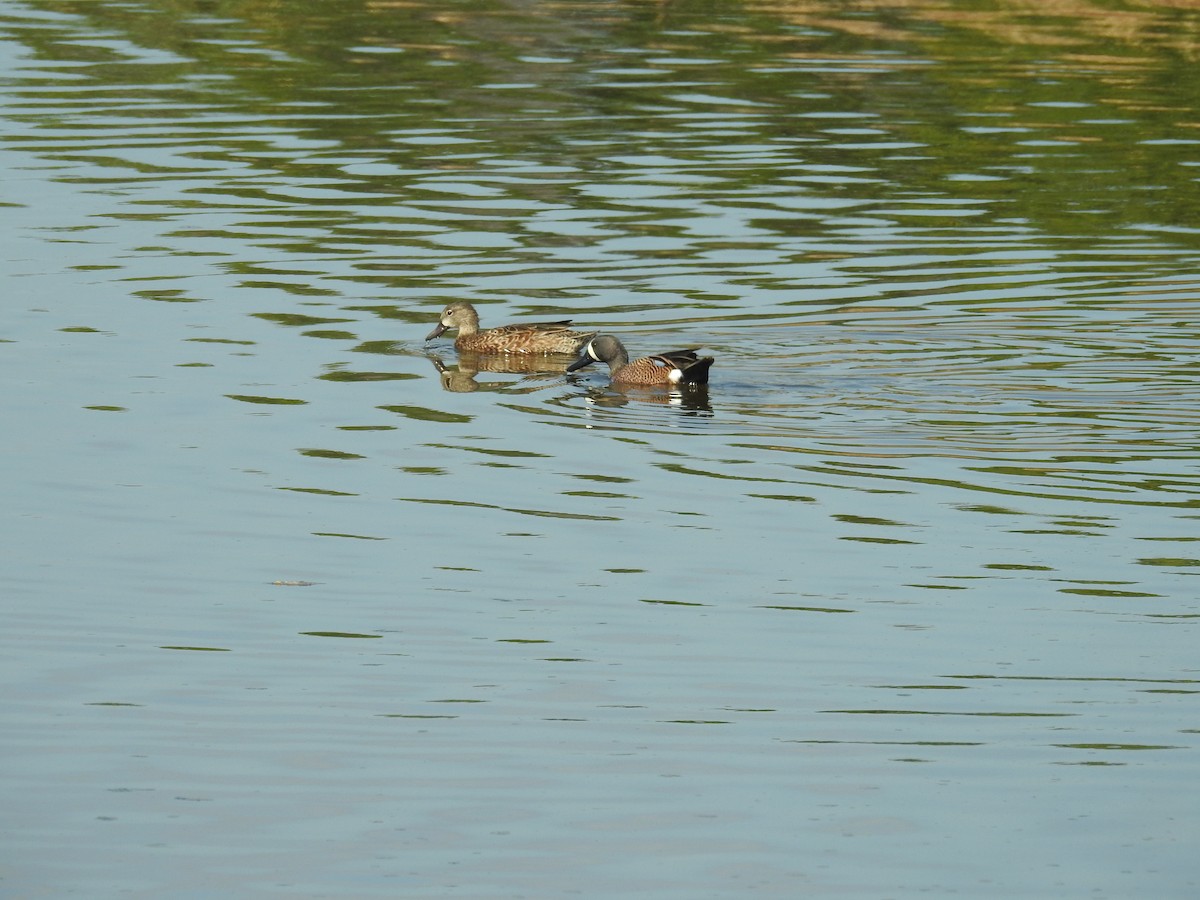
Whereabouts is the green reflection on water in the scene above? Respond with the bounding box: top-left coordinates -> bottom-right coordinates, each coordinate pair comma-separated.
14,0 -> 1198,247
300,631 -> 382,639
380,405 -> 472,423
226,394 -> 306,405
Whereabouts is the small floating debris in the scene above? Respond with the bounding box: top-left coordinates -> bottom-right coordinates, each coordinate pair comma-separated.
160,646 -> 230,652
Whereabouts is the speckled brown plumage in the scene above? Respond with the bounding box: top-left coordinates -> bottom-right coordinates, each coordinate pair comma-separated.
425,302 -> 596,354
566,334 -> 714,386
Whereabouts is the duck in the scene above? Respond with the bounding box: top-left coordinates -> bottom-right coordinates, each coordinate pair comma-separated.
425,301 -> 596,354
566,334 -> 713,386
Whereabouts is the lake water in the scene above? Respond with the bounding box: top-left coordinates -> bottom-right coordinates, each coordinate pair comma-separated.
3,1 -> 1199,896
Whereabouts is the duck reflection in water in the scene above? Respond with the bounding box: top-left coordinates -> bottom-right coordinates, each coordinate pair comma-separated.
581,383 -> 713,414
428,351 -> 575,393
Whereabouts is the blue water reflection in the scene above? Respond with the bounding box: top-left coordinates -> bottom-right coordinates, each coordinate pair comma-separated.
3,0 -> 1199,897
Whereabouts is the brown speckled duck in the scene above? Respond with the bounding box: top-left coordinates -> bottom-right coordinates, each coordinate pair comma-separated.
425,301 -> 596,355
566,334 -> 714,386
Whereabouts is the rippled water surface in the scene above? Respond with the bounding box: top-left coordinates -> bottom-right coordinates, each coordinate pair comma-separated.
3,1 -> 1199,896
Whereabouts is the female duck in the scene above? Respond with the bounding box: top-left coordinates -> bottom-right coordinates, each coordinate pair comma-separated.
566,334 -> 713,386
426,301 -> 596,355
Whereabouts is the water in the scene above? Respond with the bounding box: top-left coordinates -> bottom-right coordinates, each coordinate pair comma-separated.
3,1 -> 1199,896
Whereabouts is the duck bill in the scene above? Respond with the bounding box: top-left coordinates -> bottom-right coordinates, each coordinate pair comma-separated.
565,355 -> 593,373
425,322 -> 448,341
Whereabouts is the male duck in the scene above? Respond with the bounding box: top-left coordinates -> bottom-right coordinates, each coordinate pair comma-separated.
426,301 -> 596,354
566,334 -> 714,386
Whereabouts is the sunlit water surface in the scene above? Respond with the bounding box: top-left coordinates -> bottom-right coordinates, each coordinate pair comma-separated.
3,1 -> 1199,897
